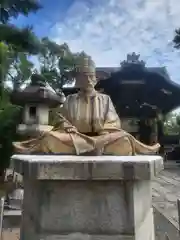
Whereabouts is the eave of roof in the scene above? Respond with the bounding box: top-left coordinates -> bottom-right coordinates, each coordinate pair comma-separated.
62,66 -> 180,116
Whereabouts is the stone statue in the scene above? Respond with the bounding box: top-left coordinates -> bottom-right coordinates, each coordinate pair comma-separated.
14,53 -> 160,155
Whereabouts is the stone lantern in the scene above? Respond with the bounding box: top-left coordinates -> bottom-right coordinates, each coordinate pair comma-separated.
11,74 -> 65,135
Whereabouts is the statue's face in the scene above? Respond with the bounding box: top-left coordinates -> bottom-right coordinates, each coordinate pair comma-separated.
76,72 -> 96,90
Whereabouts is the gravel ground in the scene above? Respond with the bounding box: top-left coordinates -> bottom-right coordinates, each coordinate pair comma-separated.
152,168 -> 180,226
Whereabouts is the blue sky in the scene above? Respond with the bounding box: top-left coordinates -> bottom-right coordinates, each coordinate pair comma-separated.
12,0 -> 180,84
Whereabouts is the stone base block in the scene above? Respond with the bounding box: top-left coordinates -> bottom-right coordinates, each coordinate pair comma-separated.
135,208 -> 155,240
39,208 -> 155,240
39,234 -> 133,240
11,155 -> 163,240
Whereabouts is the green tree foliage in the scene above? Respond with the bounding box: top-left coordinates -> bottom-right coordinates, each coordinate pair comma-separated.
0,42 -> 22,177
0,103 -> 21,177
0,25 -> 43,54
0,42 -> 34,93
173,29 -> 180,49
163,112 -> 180,135
0,0 -> 41,23
38,37 -> 77,91
0,42 -> 9,95
8,51 -> 34,90
30,73 -> 46,86
0,0 -> 42,54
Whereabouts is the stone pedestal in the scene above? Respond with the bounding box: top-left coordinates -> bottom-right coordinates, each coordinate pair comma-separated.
11,155 -> 163,240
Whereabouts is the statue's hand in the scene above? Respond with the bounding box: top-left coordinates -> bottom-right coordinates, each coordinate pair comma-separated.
99,131 -> 109,135
66,127 -> 78,133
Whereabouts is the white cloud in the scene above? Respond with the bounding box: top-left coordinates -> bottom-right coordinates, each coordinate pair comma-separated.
50,0 -> 180,84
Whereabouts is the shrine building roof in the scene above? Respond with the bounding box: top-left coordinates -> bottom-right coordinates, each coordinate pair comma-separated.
63,53 -> 180,118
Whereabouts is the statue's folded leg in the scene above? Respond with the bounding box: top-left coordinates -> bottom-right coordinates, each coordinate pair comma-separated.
13,130 -> 96,155
97,131 -> 160,155
41,131 -> 76,154
104,136 -> 133,155
14,131 -> 76,154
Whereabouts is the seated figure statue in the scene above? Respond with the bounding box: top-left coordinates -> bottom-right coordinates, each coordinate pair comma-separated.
14,54 -> 160,155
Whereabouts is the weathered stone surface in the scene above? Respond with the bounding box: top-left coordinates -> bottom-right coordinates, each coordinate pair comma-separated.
11,155 -> 163,180
39,234 -> 133,240
40,181 -> 127,233
135,208 -> 155,240
11,155 -> 163,240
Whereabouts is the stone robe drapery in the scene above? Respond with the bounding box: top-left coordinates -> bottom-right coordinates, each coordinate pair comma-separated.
60,92 -> 121,134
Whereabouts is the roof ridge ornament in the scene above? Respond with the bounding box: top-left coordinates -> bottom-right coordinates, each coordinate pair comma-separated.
120,52 -> 146,69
